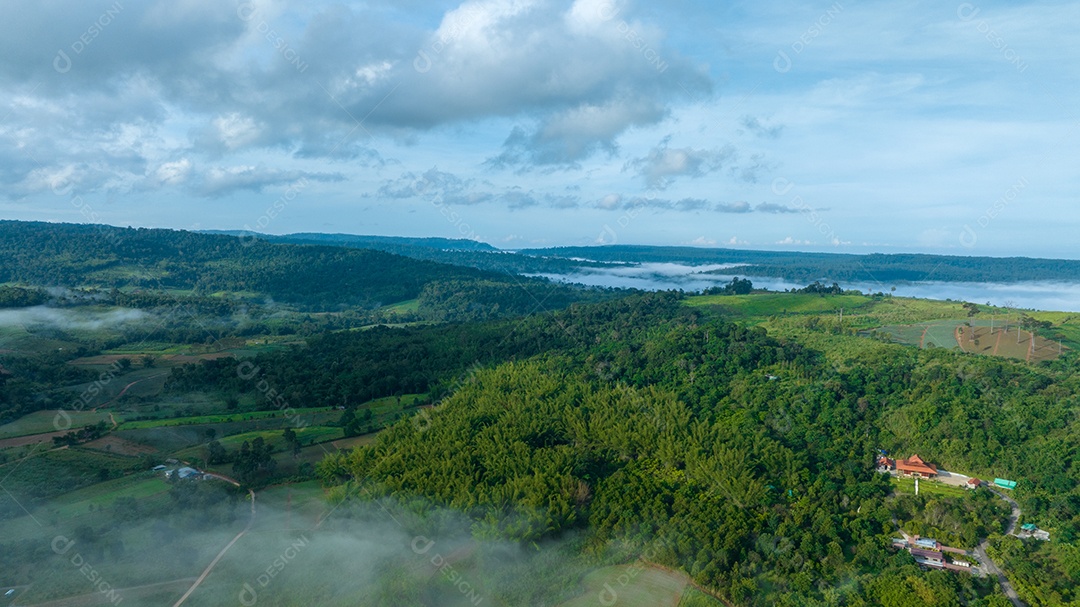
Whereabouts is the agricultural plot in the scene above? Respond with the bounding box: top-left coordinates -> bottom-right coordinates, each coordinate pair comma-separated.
62,367 -> 170,409
171,426 -> 343,464
956,325 -> 1063,362
686,293 -> 873,319
117,407 -> 336,431
559,564 -> 692,607
872,318 -> 1065,362
0,447 -> 141,512
0,410 -> 114,439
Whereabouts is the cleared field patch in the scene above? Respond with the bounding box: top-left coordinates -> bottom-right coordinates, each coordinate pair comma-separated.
330,432 -> 381,450
874,323 -> 933,348
0,430 -> 68,449
62,367 -> 169,408
252,480 -> 328,532
871,318 -> 1065,362
117,407 -> 335,431
172,426 -> 343,462
560,564 -> 691,607
0,410 -> 112,439
686,293 -> 872,318
954,325 -> 1063,362
381,298 -> 420,314
82,433 -> 160,456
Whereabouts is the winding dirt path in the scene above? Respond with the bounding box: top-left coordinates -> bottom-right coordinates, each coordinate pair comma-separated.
974,489 -> 1025,607
171,487 -> 255,607
92,373 -> 168,411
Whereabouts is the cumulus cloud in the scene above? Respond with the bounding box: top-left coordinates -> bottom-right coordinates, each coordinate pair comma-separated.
756,202 -> 803,214
715,201 -> 752,213
685,236 -> 716,246
0,0 -> 713,198
625,137 -> 736,189
194,166 -> 344,198
377,168 -> 579,209
739,115 -> 783,139
776,236 -> 813,245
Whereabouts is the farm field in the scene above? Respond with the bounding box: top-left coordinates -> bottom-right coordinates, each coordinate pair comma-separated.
172,426 -> 343,462
116,407 -> 336,431
686,292 -> 873,319
0,410 -> 115,439
380,298 -> 420,314
559,564 -> 694,607
874,319 -> 1065,362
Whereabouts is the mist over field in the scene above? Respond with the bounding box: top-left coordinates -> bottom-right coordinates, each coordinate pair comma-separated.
536,265 -> 1080,312
0,306 -> 148,331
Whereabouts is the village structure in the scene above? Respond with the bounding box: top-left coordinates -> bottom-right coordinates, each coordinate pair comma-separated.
877,454 -> 937,478
891,535 -> 973,572
879,451 -> 1051,576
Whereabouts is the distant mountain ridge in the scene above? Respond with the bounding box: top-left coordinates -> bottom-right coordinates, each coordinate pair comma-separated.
200,230 -> 498,252
0,221 -> 501,309
521,245 -> 1080,284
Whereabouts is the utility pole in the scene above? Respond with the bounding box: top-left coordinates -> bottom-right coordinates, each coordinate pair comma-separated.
915,476 -> 919,496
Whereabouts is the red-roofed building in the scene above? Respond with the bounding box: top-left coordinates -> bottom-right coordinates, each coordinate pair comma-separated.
896,454 -> 938,478
877,456 -> 895,472
966,478 -> 983,489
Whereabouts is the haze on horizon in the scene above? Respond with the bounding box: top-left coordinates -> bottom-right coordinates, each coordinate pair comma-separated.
1,0 -> 1077,258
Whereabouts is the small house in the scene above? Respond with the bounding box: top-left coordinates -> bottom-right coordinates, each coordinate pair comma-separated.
966,478 -> 982,489
914,537 -> 939,550
910,547 -> 945,568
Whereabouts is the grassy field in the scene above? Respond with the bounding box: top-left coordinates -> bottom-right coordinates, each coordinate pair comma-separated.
890,475 -> 968,498
686,292 -> 872,319
688,293 -> 1071,363
381,298 -> 420,314
1,473 -> 175,544
0,410 -> 115,439
172,426 -> 344,463
559,564 -> 692,607
875,320 -> 1065,362
116,407 -> 336,430
677,587 -> 728,607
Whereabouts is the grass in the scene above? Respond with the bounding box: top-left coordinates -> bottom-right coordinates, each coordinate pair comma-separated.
1,473 -> 174,543
689,292 -> 1071,363
686,292 -> 872,319
116,407 -> 335,430
0,410 -> 115,439
171,426 -> 344,463
890,475 -> 968,498
559,564 -> 690,607
381,298 -> 420,314
678,587 -> 728,607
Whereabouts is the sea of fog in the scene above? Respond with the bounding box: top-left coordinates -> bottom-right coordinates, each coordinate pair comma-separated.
531,262 -> 1080,313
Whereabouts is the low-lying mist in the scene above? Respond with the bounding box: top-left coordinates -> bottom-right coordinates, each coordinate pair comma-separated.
0,306 -> 149,331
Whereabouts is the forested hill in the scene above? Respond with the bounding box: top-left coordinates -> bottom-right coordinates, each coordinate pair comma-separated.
219,230 -> 604,275
0,221 -> 536,309
522,245 -> 1080,283
202,230 -> 499,252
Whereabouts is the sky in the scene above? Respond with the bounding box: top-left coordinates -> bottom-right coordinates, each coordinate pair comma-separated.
1,0 -> 1078,257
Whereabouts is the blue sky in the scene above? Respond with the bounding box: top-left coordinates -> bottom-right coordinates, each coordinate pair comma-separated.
2,0 -> 1077,257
